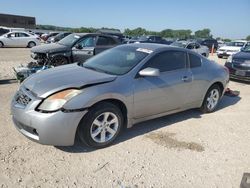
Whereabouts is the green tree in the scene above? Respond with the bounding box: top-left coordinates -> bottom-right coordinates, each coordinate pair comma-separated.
246,35 -> 250,41
194,28 -> 211,38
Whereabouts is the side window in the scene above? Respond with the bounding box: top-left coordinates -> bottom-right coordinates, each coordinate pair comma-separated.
189,53 -> 201,68
18,33 -> 29,37
96,36 -> 109,46
106,37 -> 117,45
145,51 -> 186,72
76,37 -> 95,48
155,36 -> 162,42
8,33 -> 15,37
187,43 -> 195,49
195,43 -> 200,49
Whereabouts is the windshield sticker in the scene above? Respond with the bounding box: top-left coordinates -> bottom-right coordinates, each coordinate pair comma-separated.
136,48 -> 153,54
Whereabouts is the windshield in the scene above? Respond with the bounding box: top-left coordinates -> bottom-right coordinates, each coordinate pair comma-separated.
58,34 -> 81,46
81,46 -> 149,75
241,45 -> 250,53
226,42 -> 245,47
138,36 -> 149,41
171,41 -> 186,48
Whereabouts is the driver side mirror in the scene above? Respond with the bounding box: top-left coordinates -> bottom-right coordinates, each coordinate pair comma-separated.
139,67 -> 160,77
75,43 -> 83,50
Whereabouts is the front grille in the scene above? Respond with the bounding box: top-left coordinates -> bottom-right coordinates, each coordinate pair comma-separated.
233,64 -> 250,71
15,90 -> 31,106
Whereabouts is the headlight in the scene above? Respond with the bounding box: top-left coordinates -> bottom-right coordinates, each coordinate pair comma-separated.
38,89 -> 82,112
227,55 -> 232,63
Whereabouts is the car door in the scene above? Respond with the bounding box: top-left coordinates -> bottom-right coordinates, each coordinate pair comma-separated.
72,36 -> 96,63
187,52 -> 207,103
16,32 -> 30,47
94,36 -> 117,55
133,50 -> 193,119
4,32 -> 17,47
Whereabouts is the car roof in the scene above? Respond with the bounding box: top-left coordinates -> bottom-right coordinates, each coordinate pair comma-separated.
73,33 -> 116,37
123,43 -> 188,52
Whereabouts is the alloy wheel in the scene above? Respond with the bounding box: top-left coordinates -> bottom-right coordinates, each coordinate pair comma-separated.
90,112 -> 119,143
206,89 -> 220,110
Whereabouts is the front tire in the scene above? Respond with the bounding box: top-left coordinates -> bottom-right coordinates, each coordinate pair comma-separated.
0,41 -> 3,48
200,84 -> 221,113
77,102 -> 124,148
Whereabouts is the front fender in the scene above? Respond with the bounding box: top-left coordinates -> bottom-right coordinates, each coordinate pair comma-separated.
63,81 -> 133,112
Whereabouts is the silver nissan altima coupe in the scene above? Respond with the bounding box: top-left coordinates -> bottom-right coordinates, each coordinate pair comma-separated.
11,43 -> 229,148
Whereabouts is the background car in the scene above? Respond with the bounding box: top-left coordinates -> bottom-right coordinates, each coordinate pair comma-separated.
195,38 -> 218,52
11,43 -> 229,148
127,35 -> 170,45
40,32 -> 59,41
225,45 -> 250,82
171,40 -> 209,57
0,31 -> 40,48
46,32 -> 72,43
31,33 -> 120,66
217,40 -> 247,58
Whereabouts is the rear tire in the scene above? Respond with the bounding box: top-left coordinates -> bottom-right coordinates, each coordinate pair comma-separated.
200,84 -> 221,113
77,102 -> 124,148
28,41 -> 36,48
0,41 -> 3,48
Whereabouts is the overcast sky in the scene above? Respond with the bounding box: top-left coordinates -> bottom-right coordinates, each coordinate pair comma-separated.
1,0 -> 250,39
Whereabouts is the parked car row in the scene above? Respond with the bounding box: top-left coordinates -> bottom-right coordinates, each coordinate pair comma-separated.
170,40 -> 209,57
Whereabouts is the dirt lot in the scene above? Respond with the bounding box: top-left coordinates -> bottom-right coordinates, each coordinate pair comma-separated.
0,48 -> 249,188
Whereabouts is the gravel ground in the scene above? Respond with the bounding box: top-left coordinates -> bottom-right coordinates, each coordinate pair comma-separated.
0,48 -> 250,187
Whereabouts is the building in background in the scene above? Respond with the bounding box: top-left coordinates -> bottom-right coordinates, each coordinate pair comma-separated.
0,13 -> 36,29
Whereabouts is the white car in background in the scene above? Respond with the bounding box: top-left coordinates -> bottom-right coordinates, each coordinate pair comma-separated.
0,31 -> 41,48
217,40 -> 247,58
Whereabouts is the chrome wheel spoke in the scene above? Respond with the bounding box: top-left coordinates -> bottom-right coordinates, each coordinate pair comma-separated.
93,119 -> 102,127
100,130 -> 106,142
103,112 -> 110,122
92,128 -> 102,138
106,126 -> 116,136
108,118 -> 117,125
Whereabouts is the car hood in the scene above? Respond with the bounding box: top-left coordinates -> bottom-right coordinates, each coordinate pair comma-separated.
233,51 -> 250,60
22,63 -> 117,98
219,46 -> 241,51
31,43 -> 70,54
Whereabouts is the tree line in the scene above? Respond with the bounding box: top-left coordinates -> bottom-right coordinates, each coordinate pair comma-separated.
36,25 -> 249,41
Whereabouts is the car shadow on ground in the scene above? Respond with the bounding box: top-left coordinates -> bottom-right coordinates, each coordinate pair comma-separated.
56,95 -> 241,153
0,79 -> 18,85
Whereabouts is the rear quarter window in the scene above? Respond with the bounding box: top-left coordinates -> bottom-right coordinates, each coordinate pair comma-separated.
189,53 -> 202,68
